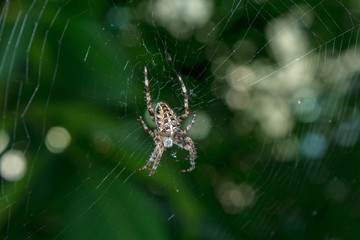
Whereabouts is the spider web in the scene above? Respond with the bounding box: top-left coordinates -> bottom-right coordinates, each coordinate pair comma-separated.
0,0 -> 359,239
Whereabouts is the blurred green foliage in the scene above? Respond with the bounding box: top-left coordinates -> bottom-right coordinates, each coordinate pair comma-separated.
0,0 -> 359,239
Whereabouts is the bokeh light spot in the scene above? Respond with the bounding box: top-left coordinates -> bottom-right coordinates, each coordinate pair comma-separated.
45,126 -> 71,153
225,88 -> 249,110
226,65 -> 255,91
152,0 -> 213,37
216,181 -> 255,214
187,111 -> 212,140
335,121 -> 359,147
0,150 -> 27,182
300,132 -> 327,159
253,96 -> 293,138
292,89 -> 320,123
106,6 -> 132,30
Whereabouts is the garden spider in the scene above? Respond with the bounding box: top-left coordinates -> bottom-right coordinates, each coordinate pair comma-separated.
138,66 -> 197,176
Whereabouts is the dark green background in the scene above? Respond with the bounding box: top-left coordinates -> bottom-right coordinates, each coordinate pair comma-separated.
0,0 -> 359,239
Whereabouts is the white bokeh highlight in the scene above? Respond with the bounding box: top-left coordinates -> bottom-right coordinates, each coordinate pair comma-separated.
0,150 -> 27,181
153,0 -> 213,37
45,126 -> 71,153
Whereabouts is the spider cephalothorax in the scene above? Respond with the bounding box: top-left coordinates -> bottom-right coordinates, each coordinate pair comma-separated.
138,66 -> 197,176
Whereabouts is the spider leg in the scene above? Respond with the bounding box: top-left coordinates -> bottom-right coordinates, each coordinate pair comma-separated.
173,134 -> 197,173
178,112 -> 196,135
138,148 -> 157,171
177,74 -> 189,121
139,138 -> 165,176
149,144 -> 164,176
144,66 -> 156,124
138,116 -> 154,137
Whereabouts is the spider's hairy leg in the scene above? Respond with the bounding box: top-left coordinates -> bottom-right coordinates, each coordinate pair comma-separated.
178,112 -> 196,135
144,66 -> 155,123
138,116 -> 154,137
177,75 -> 189,121
180,137 -> 196,172
149,144 -> 164,176
174,135 -> 197,173
138,148 -> 157,171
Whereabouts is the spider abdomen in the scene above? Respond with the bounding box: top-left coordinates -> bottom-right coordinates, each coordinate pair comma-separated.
155,102 -> 180,136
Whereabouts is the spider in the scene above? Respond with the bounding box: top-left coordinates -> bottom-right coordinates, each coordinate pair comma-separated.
138,66 -> 197,176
